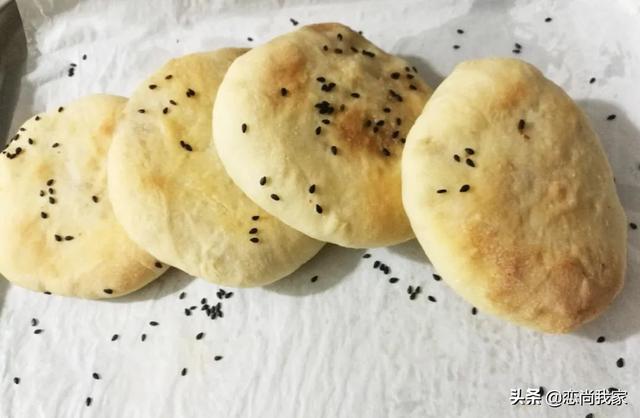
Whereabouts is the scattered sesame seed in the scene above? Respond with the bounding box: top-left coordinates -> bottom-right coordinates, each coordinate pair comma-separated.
186,88 -> 196,97
453,154 -> 461,162
290,18 -> 298,26
148,84 -> 157,90
13,377 -> 20,384
270,194 -> 280,201
141,334 -> 147,342
315,204 -> 323,214
44,291 -> 51,295
310,275 -> 318,283
35,116 -> 40,121
40,212 -> 48,219
54,235 -> 62,242
251,215 -> 260,220
250,238 -> 260,244
249,228 -> 258,234
82,54 -> 87,60
382,148 -> 391,157
322,119 -> 330,125
162,107 -> 169,114
607,114 -> 616,120
64,236 -> 74,241
181,368 -> 187,376
179,140 -> 193,152
407,286 -> 413,294
466,159 -> 475,167
350,92 -> 360,98
362,50 -> 375,58
331,145 -> 338,155
457,28 -> 464,34
103,289 -> 113,294
281,87 -> 288,96
616,358 -> 624,368
518,119 -> 526,130
545,17 -> 552,22
373,261 -> 380,268
241,123 -> 247,133
471,307 -> 478,315
92,373 -> 100,380
428,295 -> 437,302
111,334 -> 119,341
196,332 -> 204,340
322,45 -> 329,51
85,397 -> 92,407
512,49 -> 520,54
597,336 -> 606,343
214,356 -> 223,361
31,318 -> 38,326
309,184 -> 316,193
409,84 -> 418,90
58,107 -> 64,112
52,143 -> 60,148
334,48 -> 343,54
391,72 -> 400,79
28,138 -> 34,145
389,277 -> 399,283
362,253 -> 371,258
465,148 -> 475,155
92,195 -> 99,203
514,42 -> 522,49
436,189 -> 447,194
433,274 -> 442,281
453,45 -> 460,49
459,184 -> 471,192
34,329 -> 43,334
589,77 -> 596,84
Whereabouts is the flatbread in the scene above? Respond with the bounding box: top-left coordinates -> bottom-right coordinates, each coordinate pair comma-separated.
213,23 -> 432,248
402,58 -> 627,333
0,95 -> 168,298
107,49 -> 324,287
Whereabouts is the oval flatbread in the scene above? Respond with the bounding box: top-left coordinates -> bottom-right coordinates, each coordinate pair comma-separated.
0,95 -> 168,298
107,49 -> 324,287
213,23 -> 432,248
402,58 -> 627,333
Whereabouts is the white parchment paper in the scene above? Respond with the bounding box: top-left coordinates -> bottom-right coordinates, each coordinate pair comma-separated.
1,0 -> 640,417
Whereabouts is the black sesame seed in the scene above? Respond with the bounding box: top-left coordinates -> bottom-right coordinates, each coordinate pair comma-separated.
322,45 -> 329,51
13,377 -> 20,384
141,334 -> 147,341
169,100 -> 177,106
310,275 -> 318,283
545,17 -> 552,22
251,215 -> 259,221
138,109 -> 146,113
290,18 -> 298,26
362,50 -> 375,58
249,228 -> 258,234
410,293 -> 417,300
466,159 -> 475,167
464,148 -> 475,155
331,145 -> 338,155
92,372 -> 100,380
471,307 -> 478,315
186,88 -> 196,97
586,414 -> 594,418
35,116 -> 40,121
34,329 -> 43,334
31,318 -> 38,326
459,184 -> 471,192
148,84 -> 157,90
453,154 -> 461,162
396,118 -> 402,126
373,261 -> 380,268
351,92 -> 360,98
149,321 -> 159,327
316,76 -> 326,83
184,309 -> 191,316
428,295 -> 437,302
407,74 -> 415,79
181,368 -> 187,376
616,358 -> 624,368
315,126 -> 322,135
48,188 -> 55,195
64,236 -> 74,241
111,334 -> 119,341
28,138 -> 34,145
350,47 -> 358,53
52,143 -> 60,148
259,176 -> 267,186
44,291 -> 51,295
382,148 -> 390,157
281,87 -> 288,96
82,54 -> 87,60
308,184 -> 316,193
407,286 -> 413,294
179,140 -> 193,152
436,189 -> 447,194
512,49 -> 520,54
225,292 -> 233,299
432,274 -> 442,281
362,253 -> 371,258
391,72 -> 400,79
453,45 -> 460,49
58,107 -> 64,112
514,42 -> 522,49
607,114 -> 616,120
630,223 -> 637,230
91,195 -> 99,203
597,336 -> 606,343
162,107 -> 169,114
392,130 -> 399,139
334,48 -> 343,54
40,212 -> 48,219
457,28 -> 464,34
250,237 -> 259,243
589,77 -> 596,84
322,119 -> 330,125
103,288 -> 113,294
85,397 -> 92,407
214,356 -> 223,361
409,84 -> 418,90
518,119 -> 525,130
165,74 -> 173,80
54,234 -> 62,242
389,277 -> 399,283
270,194 -> 280,201
196,332 -> 204,340
315,204 -> 323,214
240,123 -> 247,133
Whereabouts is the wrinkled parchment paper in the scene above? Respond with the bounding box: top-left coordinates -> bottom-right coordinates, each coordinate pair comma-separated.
2,0 -> 640,416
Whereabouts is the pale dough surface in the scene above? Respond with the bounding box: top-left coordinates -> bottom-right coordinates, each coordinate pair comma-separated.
402,58 -> 627,333
0,94 -> 168,298
108,50 -> 323,287
213,23 -> 432,248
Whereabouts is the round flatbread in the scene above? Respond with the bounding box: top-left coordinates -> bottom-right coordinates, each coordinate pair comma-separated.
402,58 -> 627,333
213,23 -> 432,248
0,95 -> 168,298
107,49 -> 324,287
